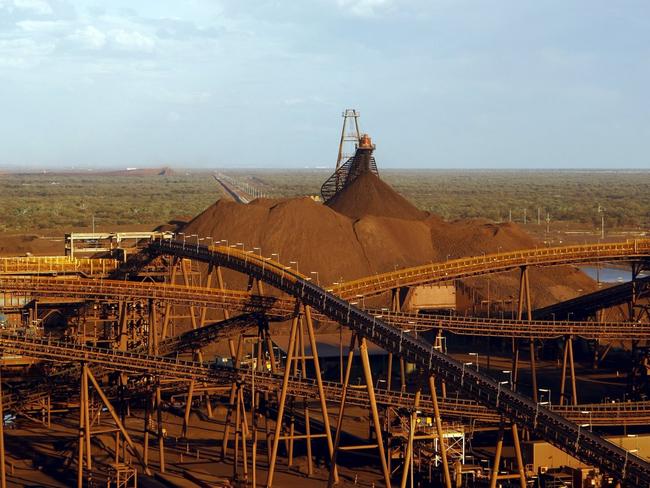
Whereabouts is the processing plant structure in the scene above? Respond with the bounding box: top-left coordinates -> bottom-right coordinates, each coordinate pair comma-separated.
0,111 -> 650,488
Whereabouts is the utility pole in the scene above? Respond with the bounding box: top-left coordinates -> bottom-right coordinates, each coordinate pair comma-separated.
523,209 -> 527,225
546,213 -> 551,234
598,205 -> 605,240
537,207 -> 541,225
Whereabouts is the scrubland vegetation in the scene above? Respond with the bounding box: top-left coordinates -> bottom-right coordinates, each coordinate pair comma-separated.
2,169 -> 649,232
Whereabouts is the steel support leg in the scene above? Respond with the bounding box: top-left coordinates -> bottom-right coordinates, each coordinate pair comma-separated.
85,367 -> 151,475
512,424 -> 527,488
83,364 -> 92,471
560,336 -> 569,406
78,364 -> 85,488
304,305 -> 337,480
156,383 -> 165,472
222,335 -> 244,458
182,380 -> 195,438
360,337 -> 391,487
0,370 -> 6,488
568,335 -> 578,405
328,334 -> 357,487
429,375 -> 452,488
267,314 -> 300,487
489,424 -> 505,488
400,390 -> 420,488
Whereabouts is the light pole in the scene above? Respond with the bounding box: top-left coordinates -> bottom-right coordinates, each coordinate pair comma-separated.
188,234 -> 197,253
271,252 -> 280,263
408,320 -> 416,339
289,260 -> 299,274
538,388 -> 552,406
598,205 -> 605,240
310,271 -> 320,286
469,352 -> 479,371
581,410 -> 592,431
623,448 -> 639,480
497,380 -> 508,407
461,362 -> 473,386
502,370 -> 512,388
399,329 -> 411,353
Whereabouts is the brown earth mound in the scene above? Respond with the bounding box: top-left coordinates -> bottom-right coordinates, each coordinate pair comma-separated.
182,177 -> 595,307
0,234 -> 62,256
326,171 -> 428,221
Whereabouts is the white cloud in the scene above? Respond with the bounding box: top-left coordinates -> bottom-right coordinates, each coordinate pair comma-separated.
11,0 -> 53,15
0,37 -> 54,67
17,19 -> 68,32
152,88 -> 213,105
68,25 -> 107,49
66,24 -> 157,53
110,29 -> 155,52
336,0 -> 393,17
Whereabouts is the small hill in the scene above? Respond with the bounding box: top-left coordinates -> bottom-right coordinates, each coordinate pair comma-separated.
326,171 -> 428,221
103,167 -> 173,177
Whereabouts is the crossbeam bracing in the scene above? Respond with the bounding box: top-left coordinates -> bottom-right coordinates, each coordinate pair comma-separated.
148,239 -> 650,484
1,332 -> 647,428
2,276 -> 649,340
3,312 -> 262,413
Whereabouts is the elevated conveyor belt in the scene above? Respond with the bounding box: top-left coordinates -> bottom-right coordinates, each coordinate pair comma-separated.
534,275 -> 650,320
2,331 -> 648,427
0,255 -> 118,276
369,309 -> 650,339
2,276 -> 649,340
148,239 -> 650,485
330,239 -> 650,299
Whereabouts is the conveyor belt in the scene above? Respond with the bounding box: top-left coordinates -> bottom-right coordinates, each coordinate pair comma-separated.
330,239 -> 650,298
534,276 -> 650,320
3,332 -> 647,427
2,277 -> 649,339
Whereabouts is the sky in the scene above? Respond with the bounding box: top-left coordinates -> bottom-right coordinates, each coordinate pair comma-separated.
1,0 -> 649,169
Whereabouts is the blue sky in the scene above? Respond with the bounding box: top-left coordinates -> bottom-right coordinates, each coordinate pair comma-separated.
1,0 -> 649,169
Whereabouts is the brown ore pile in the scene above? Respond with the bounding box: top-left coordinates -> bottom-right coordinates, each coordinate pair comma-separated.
182,171 -> 594,308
